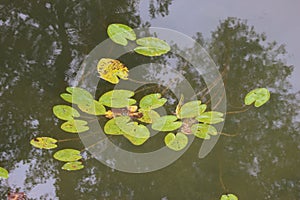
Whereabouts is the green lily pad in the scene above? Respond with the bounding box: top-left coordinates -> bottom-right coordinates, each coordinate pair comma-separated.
61,120 -> 89,133
99,90 -> 136,108
107,23 -> 136,46
122,123 -> 150,145
220,193 -> 238,200
152,115 -> 182,131
139,93 -> 167,110
97,58 -> 129,84
164,132 -> 188,151
176,100 -> 207,119
104,116 -> 130,135
30,137 -> 58,149
60,93 -> 73,103
137,109 -> 160,123
62,161 -> 84,171
53,149 -> 82,162
196,111 -> 224,124
78,100 -> 106,115
134,37 -> 171,56
244,88 -> 270,107
53,105 -> 80,121
0,167 -> 9,179
191,123 -> 217,139
62,87 -> 94,105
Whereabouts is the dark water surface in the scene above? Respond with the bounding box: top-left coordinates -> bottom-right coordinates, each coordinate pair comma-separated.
0,1 -> 299,199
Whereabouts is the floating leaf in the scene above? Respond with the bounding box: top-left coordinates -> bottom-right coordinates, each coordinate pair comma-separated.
53,149 -> 82,162
78,100 -> 106,115
152,115 -> 182,131
191,123 -> 217,139
0,167 -> 9,179
61,120 -> 89,133
104,116 -> 130,135
139,93 -> 167,110
220,193 -> 238,200
196,111 -> 224,124
122,123 -> 150,145
53,105 -> 80,121
244,88 -> 270,107
164,132 -> 188,151
99,90 -> 136,108
176,100 -> 207,119
97,58 -> 129,84
30,137 -> 58,149
107,23 -> 136,46
60,93 -> 73,103
138,109 -> 160,123
62,87 -> 94,105
62,161 -> 84,171
134,37 -> 171,56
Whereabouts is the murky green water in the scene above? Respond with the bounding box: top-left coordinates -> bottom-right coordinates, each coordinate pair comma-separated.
0,1 -> 299,199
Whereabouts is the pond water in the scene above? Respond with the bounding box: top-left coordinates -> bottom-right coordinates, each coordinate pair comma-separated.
0,1 -> 299,200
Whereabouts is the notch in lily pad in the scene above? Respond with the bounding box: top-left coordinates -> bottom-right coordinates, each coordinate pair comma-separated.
139,93 -> 167,110
134,37 -> 171,56
152,115 -> 182,131
244,88 -> 270,107
107,23 -> 136,46
61,119 -> 89,133
62,161 -> 84,171
78,100 -> 106,115
53,105 -> 80,121
60,87 -> 94,105
0,167 -> 9,179
191,123 -> 217,139
53,149 -> 82,162
176,100 -> 207,119
99,89 -> 136,108
30,137 -> 58,149
196,111 -> 224,124
220,193 -> 238,200
164,132 -> 188,151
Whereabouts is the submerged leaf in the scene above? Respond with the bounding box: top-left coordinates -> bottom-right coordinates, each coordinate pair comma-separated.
134,37 -> 171,56
164,132 -> 188,151
0,167 -> 9,179
62,161 -> 84,171
152,115 -> 182,131
244,88 -> 270,107
53,149 -> 82,162
107,23 -> 136,46
138,109 -> 160,123
30,137 -> 58,149
78,100 -> 106,115
97,58 -> 129,84
176,100 -> 207,119
220,193 -> 238,200
61,120 -> 89,133
196,111 -> 224,124
191,123 -> 217,139
139,93 -> 167,110
99,90 -> 136,108
53,105 -> 80,121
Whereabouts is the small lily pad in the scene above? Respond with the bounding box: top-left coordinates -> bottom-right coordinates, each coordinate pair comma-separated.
99,90 -> 136,108
61,120 -> 89,133
53,105 -> 80,121
53,149 -> 82,162
139,93 -> 167,110
78,100 -> 106,115
0,167 -> 9,179
191,123 -> 217,139
164,132 -> 188,151
97,58 -> 129,84
62,87 -> 94,105
122,123 -> 150,145
138,109 -> 160,123
244,88 -> 270,107
176,100 -> 207,119
152,115 -> 182,131
30,137 -> 58,149
220,193 -> 238,200
134,37 -> 171,56
104,116 -> 130,135
62,161 -> 84,171
196,111 -> 224,124
107,23 -> 136,46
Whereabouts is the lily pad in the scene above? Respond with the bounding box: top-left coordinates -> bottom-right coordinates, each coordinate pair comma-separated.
152,115 -> 182,131
78,100 -> 106,115
62,161 -> 84,171
104,116 -> 130,135
30,137 -> 58,149
164,132 -> 188,151
244,88 -> 270,107
61,120 -> 89,133
62,87 -> 94,105
0,167 -> 9,179
99,90 -> 136,108
191,123 -> 217,139
137,109 -> 160,123
107,23 -> 136,46
53,149 -> 82,162
134,37 -> 171,56
196,111 -> 224,124
53,105 -> 80,121
139,93 -> 167,110
176,100 -> 207,119
220,194 -> 238,200
122,123 -> 150,145
97,58 -> 129,84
